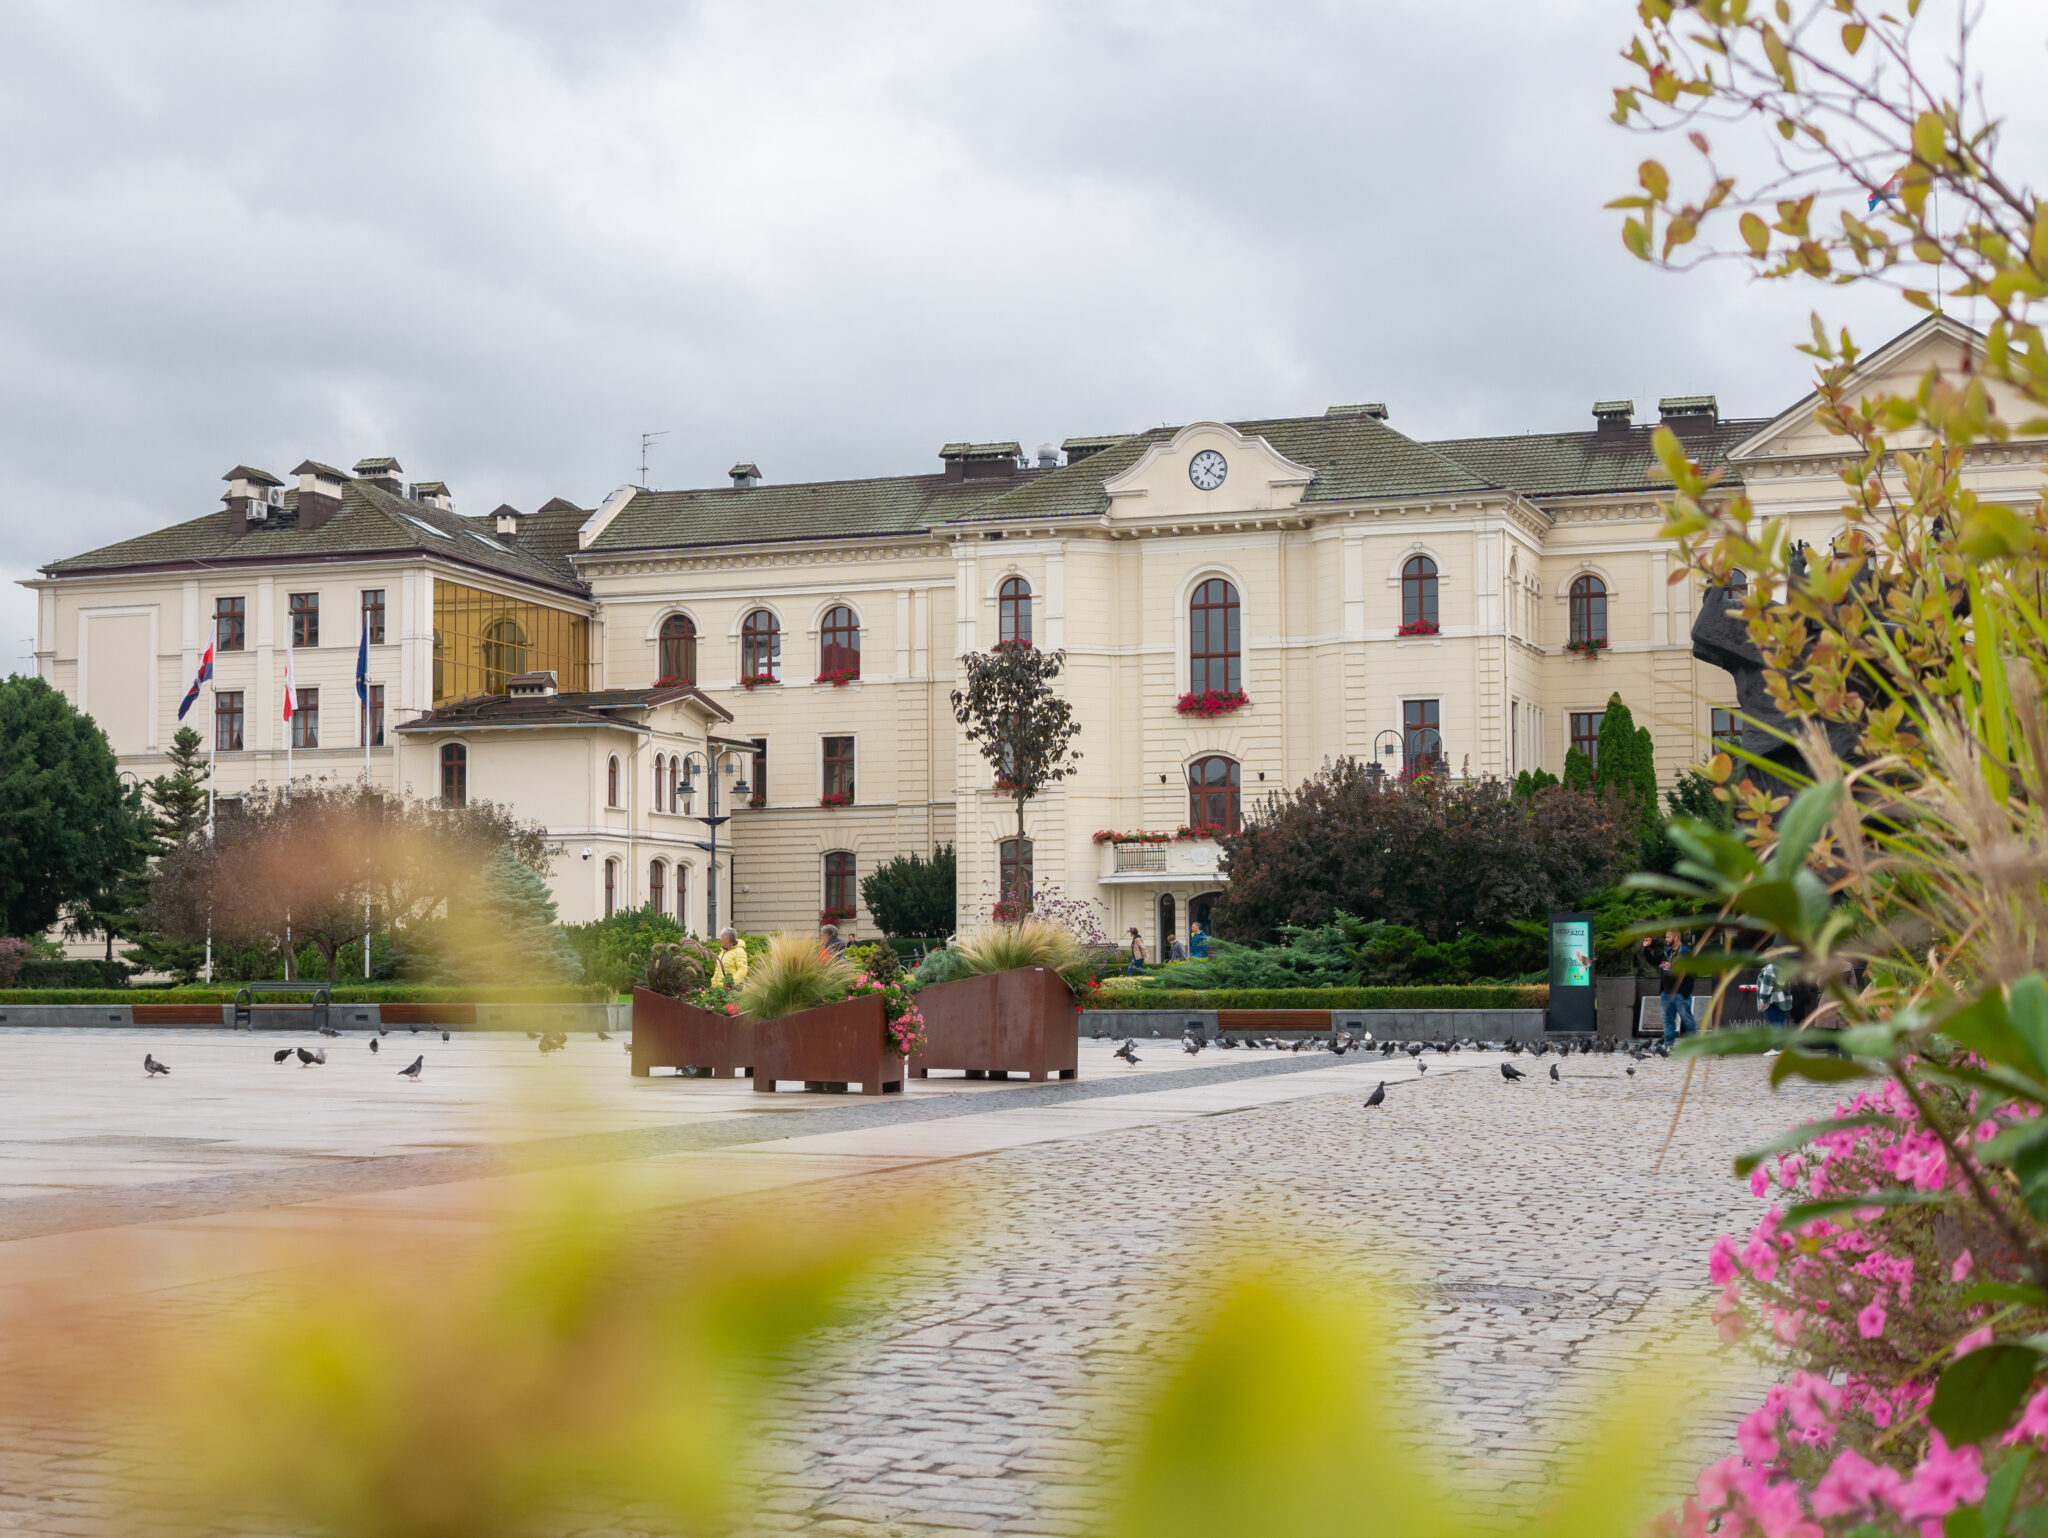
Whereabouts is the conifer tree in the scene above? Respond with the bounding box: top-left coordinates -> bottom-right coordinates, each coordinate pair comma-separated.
443,846 -> 581,984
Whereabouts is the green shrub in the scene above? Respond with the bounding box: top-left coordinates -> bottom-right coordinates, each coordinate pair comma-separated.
737,934 -> 854,1021
642,940 -> 719,999
1136,925 -> 1354,992
1342,917 -> 1548,986
859,845 -> 956,939
16,959 -> 132,989
1087,985 -> 1546,1011
562,910 -> 687,993
0,985 -> 606,1005
911,943 -> 967,986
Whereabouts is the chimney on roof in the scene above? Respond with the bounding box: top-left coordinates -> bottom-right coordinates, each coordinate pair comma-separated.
1326,403 -> 1389,421
291,460 -> 348,531
729,462 -> 761,489
222,465 -> 285,526
505,670 -> 558,698
1592,400 -> 1635,435
491,503 -> 522,544
939,441 -> 1021,481
410,480 -> 454,511
353,456 -> 405,495
1036,442 -> 1059,470
1658,395 -> 1719,436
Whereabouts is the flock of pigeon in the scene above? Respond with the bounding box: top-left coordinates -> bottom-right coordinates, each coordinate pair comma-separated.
136,1020 -> 617,1079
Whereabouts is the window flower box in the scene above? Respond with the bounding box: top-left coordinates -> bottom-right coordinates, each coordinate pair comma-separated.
814,667 -> 858,687
819,905 -> 855,924
1395,620 -> 1440,638
1175,688 -> 1250,718
1565,636 -> 1609,657
819,791 -> 853,808
738,674 -> 778,690
629,987 -> 751,1079
1090,826 -> 1229,845
910,967 -> 1079,1083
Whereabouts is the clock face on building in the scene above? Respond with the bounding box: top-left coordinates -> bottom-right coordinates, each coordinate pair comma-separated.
1187,450 -> 1228,491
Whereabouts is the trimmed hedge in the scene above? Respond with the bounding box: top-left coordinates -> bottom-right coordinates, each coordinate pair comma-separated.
17,960 -> 132,990
1084,986 -> 1547,1011
0,984 -> 616,1006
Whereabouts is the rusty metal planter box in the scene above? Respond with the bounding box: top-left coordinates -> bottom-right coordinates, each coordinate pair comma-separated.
911,967 -> 1079,1082
751,993 -> 903,1095
631,988 -> 752,1078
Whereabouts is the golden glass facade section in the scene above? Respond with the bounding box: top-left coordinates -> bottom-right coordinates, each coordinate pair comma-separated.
432,580 -> 591,704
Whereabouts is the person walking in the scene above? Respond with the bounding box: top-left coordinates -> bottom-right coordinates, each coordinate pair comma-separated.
1644,930 -> 1698,1045
1165,929 -> 1186,962
1189,922 -> 1208,959
1757,961 -> 1791,1026
712,927 -> 750,990
820,922 -> 847,957
1125,927 -> 1147,976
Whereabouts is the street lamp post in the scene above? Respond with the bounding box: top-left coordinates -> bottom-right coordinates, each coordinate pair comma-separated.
678,746 -> 750,937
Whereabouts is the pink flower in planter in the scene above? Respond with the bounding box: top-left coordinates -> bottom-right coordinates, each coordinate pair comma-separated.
1710,1234 -> 1743,1285
1951,1249 -> 1974,1282
2003,1389 -> 2048,1445
1952,1325 -> 1994,1359
1696,1455 -> 1746,1512
1891,1434 -> 1984,1522
1812,1448 -> 1905,1519
1735,1404 -> 1780,1465
1784,1372 -> 1840,1433
1856,1299 -> 1887,1338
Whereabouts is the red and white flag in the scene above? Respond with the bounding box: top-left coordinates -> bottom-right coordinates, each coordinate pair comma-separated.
282,641 -> 297,724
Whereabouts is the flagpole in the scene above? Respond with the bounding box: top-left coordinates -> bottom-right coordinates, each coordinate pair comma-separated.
204,679 -> 216,984
362,625 -> 372,981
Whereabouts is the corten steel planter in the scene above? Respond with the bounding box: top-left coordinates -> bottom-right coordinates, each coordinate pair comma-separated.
911,966 -> 1080,1082
631,988 -> 752,1079
751,992 -> 904,1095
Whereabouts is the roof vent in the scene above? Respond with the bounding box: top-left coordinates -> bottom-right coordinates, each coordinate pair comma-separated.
410,479 -> 454,511
729,462 -> 761,489
1326,402 -> 1389,420
505,670 -> 558,698
939,441 -> 1022,481
1657,395 -> 1719,436
1592,400 -> 1635,434
223,465 -> 284,525
353,456 -> 405,495
1061,435 -> 1123,465
491,503 -> 522,544
1036,442 -> 1059,470
291,460 -> 347,531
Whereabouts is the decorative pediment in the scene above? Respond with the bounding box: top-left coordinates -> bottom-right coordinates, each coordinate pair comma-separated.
1100,422 -> 1316,520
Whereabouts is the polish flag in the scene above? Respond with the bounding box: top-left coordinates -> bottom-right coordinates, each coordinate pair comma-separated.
282,642 -> 297,724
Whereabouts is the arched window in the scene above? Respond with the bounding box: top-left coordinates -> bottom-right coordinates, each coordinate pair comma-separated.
1401,556 -> 1438,629
1188,755 -> 1241,834
741,609 -> 781,682
823,851 -> 857,918
652,753 -> 665,813
481,617 -> 528,694
648,860 -> 665,916
1569,575 -> 1608,645
657,614 -> 697,684
604,858 -> 617,919
999,837 -> 1033,906
669,755 -> 682,814
607,754 -> 620,809
1188,578 -> 1241,696
676,865 -> 690,930
819,605 -> 860,679
999,577 -> 1032,646
439,743 -> 467,807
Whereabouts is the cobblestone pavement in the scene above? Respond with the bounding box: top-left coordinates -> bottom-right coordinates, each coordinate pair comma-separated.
0,1045 -> 1833,1535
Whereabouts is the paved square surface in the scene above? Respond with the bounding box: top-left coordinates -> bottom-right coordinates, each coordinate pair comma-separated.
0,1028 -> 1829,1534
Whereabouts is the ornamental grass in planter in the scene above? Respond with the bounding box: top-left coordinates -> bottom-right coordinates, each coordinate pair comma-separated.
741,933 -> 917,1095
912,917 -> 1083,1082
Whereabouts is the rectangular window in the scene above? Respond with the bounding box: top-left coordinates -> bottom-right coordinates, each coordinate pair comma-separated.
215,596 -> 246,652
289,591 -> 319,648
1510,696 -> 1519,773
441,744 -> 467,807
1711,707 -> 1740,749
362,589 -> 386,645
823,851 -> 857,916
1571,711 -> 1603,769
822,736 -> 855,801
215,690 -> 245,751
363,684 -> 385,748
292,687 -> 319,749
1402,699 -> 1441,774
431,578 -> 591,704
751,736 -> 768,808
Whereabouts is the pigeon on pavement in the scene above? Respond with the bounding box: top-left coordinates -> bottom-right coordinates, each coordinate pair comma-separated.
1181,1036 -> 1203,1056
273,1048 -> 293,1064
1363,1081 -> 1386,1109
1550,1063 -> 1560,1082
295,1046 -> 325,1067
1416,1060 -> 1427,1074
143,1053 -> 170,1076
1501,1062 -> 1526,1082
398,1055 -> 424,1079
1113,1040 -> 1140,1065
369,1037 -> 380,1054
317,1025 -> 341,1038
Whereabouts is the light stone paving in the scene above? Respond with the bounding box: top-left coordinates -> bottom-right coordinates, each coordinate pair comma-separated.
0,1028 -> 1832,1535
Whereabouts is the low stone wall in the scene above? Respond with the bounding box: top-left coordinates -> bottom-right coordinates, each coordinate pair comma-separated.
1083,1008 -> 1552,1042
0,1002 -> 624,1032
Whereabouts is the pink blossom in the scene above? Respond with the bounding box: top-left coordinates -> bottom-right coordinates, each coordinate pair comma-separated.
1736,1404 -> 1781,1465
1951,1250 -> 1975,1283
1952,1326 -> 1994,1359
1697,1455 -> 1747,1512
1750,1166 -> 1771,1198
1746,1475 -> 1823,1538
1784,1372 -> 1841,1433
1710,1234 -> 1743,1285
2002,1388 -> 2048,1445
1856,1300 -> 1887,1338
1891,1434 -> 1984,1521
1812,1448 -> 1906,1518
1712,1284 -> 1746,1345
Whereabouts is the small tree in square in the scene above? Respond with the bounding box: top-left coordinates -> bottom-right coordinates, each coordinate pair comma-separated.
950,643 -> 1081,916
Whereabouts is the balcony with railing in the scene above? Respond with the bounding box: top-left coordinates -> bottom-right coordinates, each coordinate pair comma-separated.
1098,837 -> 1224,884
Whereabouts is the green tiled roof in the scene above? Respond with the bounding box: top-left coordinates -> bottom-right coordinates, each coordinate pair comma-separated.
584,471 -> 1037,553
43,479 -> 587,595
1424,417 -> 1765,498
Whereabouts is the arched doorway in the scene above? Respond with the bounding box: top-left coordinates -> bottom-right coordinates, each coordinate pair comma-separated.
1189,891 -> 1222,948
1157,893 -> 1176,962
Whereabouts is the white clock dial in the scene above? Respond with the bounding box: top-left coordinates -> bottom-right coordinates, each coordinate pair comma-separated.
1188,449 -> 1228,491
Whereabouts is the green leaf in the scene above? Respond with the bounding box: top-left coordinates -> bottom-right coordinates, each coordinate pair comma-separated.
1961,503 -> 2034,560
1982,1445 -> 2032,1538
1740,211 -> 1771,256
1675,1027 -> 1788,1058
1771,777 -> 1841,878
1780,1190 -> 1945,1227
1931,1344 -> 2042,1445
2008,976 -> 2048,1079
1960,1282 -> 2048,1309
1771,1049 -> 1876,1087
1949,1506 -> 1988,1538
1733,1113 -> 1894,1176
1944,991 -> 2045,1082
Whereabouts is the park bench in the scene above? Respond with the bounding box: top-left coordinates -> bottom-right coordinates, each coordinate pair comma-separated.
233,981 -> 332,1032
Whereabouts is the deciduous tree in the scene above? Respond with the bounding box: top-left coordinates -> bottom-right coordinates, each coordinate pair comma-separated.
0,675 -> 137,938
950,643 -> 1081,914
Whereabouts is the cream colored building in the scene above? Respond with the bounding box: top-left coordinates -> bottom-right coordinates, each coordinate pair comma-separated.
30,317 -> 2023,951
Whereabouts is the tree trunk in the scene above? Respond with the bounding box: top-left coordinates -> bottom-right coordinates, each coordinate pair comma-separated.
1015,794 -> 1030,912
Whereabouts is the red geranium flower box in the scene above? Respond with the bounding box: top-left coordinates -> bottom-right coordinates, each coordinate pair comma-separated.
1395,620 -> 1440,638
814,667 -> 858,687
1175,688 -> 1250,717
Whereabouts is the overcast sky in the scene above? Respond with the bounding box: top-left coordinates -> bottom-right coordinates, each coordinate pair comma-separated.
5,0 -> 2045,670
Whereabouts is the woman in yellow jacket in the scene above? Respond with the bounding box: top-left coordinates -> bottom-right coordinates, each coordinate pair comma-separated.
712,927 -> 749,989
